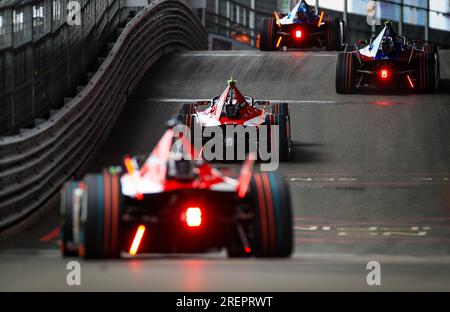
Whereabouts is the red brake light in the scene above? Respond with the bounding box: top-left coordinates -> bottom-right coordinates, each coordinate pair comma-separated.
380,69 -> 389,79
295,30 -> 302,39
186,207 -> 202,227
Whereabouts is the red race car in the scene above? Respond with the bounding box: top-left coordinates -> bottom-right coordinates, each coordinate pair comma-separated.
60,121 -> 293,258
177,78 -> 292,162
336,21 -> 439,93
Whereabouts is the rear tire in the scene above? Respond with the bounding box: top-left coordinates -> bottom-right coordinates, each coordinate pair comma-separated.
266,114 -> 291,162
418,52 -> 437,93
177,114 -> 202,158
260,17 -> 276,51
336,52 -> 356,94
326,17 -> 343,51
180,103 -> 195,115
248,172 -> 293,257
271,103 -> 289,116
81,172 -> 123,259
425,44 -> 440,81
60,181 -> 82,257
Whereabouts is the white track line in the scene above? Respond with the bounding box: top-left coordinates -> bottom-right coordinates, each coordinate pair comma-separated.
177,53 -> 337,57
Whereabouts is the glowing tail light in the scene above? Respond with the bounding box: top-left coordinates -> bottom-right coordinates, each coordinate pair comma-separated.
379,69 -> 389,79
124,157 -> 135,175
129,225 -> 146,256
407,75 -> 415,88
276,36 -> 283,48
186,207 -> 202,227
295,30 -> 302,39
274,11 -> 281,27
318,11 -> 324,27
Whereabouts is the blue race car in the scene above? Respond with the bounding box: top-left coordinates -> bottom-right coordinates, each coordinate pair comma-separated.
336,21 -> 439,93
260,0 -> 345,51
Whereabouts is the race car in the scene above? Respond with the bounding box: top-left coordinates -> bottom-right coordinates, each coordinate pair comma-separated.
336,21 -> 439,93
177,78 -> 292,162
60,120 -> 293,259
260,0 -> 345,51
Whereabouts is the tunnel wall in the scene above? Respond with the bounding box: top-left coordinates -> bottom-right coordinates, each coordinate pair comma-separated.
0,0 -> 208,235
0,0 -> 124,135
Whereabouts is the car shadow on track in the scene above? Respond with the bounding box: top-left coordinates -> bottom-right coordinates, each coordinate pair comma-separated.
437,80 -> 450,95
290,142 -> 326,164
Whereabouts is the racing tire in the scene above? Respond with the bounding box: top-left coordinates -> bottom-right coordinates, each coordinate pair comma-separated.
177,114 -> 196,130
266,114 -> 291,162
248,172 -> 293,257
260,17 -> 276,51
80,172 -> 123,259
418,52 -> 437,93
336,52 -> 356,94
60,181 -> 82,257
180,103 -> 195,115
341,20 -> 346,50
425,44 -> 440,80
177,114 -> 201,157
325,17 -> 343,51
271,103 -> 289,116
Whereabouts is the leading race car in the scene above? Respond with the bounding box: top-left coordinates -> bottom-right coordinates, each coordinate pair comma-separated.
177,78 -> 292,162
336,21 -> 439,94
60,121 -> 293,259
260,0 -> 345,51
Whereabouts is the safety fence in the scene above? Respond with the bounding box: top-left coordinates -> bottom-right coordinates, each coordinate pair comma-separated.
0,0 -> 125,135
0,0 -> 208,233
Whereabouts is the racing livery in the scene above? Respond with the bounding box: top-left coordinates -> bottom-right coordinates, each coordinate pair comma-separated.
336,21 -> 440,93
177,78 -> 292,161
260,0 -> 345,51
60,121 -> 293,258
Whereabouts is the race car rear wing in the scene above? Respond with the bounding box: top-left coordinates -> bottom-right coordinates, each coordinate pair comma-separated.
192,100 -> 271,107
196,100 -> 211,106
254,100 -> 270,106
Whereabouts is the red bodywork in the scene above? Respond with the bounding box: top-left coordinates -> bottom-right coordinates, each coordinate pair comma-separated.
195,82 -> 268,126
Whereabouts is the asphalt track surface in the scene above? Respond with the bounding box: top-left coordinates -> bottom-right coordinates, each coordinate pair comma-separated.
1,51 -> 450,291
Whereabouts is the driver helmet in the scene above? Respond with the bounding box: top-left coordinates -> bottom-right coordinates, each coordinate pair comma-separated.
225,102 -> 238,118
167,158 -> 196,181
299,1 -> 309,13
381,36 -> 394,54
223,92 -> 240,118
